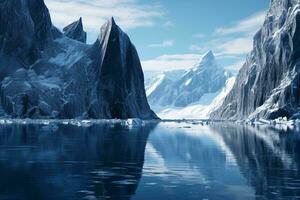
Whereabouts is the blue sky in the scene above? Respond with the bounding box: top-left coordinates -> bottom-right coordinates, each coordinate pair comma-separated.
45,0 -> 269,72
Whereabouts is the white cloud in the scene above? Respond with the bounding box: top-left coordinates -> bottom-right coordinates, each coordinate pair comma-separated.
189,36 -> 253,57
215,11 -> 266,35
148,40 -> 174,48
45,0 -> 164,32
142,54 -> 202,71
142,52 -> 245,72
189,11 -> 266,57
163,21 -> 175,28
215,36 -> 254,56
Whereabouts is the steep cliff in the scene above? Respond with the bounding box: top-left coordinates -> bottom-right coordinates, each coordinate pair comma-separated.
211,0 -> 300,120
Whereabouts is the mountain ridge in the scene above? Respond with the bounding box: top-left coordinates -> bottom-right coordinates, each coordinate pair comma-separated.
63,17 -> 87,43
0,0 -> 157,119
147,51 -> 228,108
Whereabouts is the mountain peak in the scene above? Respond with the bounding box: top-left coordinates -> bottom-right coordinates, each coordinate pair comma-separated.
202,51 -> 215,62
109,17 -> 117,26
63,17 -> 87,43
97,17 -> 120,40
194,50 -> 217,69
63,18 -> 83,32
102,17 -> 118,31
77,17 -> 83,28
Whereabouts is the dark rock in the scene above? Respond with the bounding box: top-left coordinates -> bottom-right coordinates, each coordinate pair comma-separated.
0,1 -> 157,120
63,17 -> 87,43
0,0 -> 53,63
89,18 -> 158,119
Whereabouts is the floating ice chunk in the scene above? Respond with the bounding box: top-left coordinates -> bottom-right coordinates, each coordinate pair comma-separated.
124,118 -> 145,128
81,120 -> 92,127
62,121 -> 69,125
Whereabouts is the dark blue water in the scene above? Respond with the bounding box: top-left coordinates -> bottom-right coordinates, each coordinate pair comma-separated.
0,121 -> 299,200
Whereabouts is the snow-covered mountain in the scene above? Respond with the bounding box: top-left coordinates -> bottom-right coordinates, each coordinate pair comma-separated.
147,51 -> 229,109
159,77 -> 236,119
0,0 -> 157,119
211,0 -> 300,120
144,70 -> 184,91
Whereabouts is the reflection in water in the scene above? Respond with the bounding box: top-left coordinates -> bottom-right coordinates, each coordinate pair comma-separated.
135,122 -> 300,200
0,123 -> 156,200
0,122 -> 299,200
210,124 -> 300,199
137,124 -> 255,200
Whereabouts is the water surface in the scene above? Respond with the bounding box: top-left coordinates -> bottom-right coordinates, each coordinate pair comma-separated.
0,121 -> 299,200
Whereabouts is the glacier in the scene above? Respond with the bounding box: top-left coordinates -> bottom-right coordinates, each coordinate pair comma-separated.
158,77 -> 236,119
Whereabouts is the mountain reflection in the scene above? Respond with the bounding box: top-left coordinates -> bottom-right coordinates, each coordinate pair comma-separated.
0,123 -> 156,200
0,122 -> 299,200
136,122 -> 300,200
210,124 -> 300,199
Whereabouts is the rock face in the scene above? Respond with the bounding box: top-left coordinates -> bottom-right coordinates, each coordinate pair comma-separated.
0,0 -> 58,78
0,0 -> 157,119
147,51 -> 228,107
63,18 -> 87,43
88,18 -> 157,119
211,0 -> 300,120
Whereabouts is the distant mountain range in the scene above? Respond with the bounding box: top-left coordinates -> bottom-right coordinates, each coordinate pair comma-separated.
147,51 -> 229,107
158,77 -> 235,119
146,51 -> 232,119
0,0 -> 157,119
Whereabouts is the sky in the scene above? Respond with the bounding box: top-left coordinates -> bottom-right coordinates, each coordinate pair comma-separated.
44,0 -> 269,73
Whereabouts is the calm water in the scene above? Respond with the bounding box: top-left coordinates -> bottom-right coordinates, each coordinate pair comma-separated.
0,121 -> 299,200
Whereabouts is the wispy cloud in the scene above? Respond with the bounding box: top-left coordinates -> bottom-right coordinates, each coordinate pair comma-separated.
163,21 -> 175,28
190,11 -> 266,58
45,0 -> 164,33
142,52 -> 245,72
148,40 -> 175,48
215,36 -> 254,55
211,12 -> 266,56
142,54 -> 202,71
215,11 -> 266,35
188,44 -> 209,53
